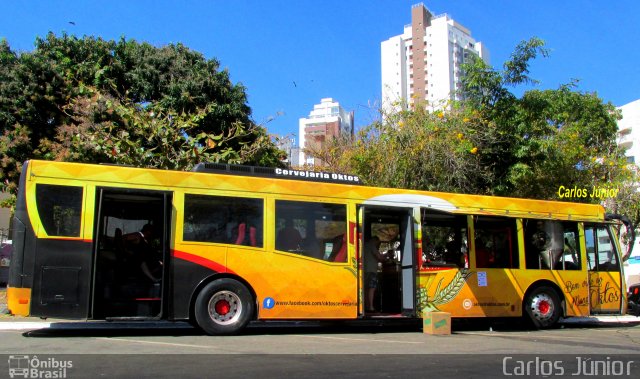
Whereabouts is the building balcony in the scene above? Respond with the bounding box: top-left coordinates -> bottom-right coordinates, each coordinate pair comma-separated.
620,140 -> 634,150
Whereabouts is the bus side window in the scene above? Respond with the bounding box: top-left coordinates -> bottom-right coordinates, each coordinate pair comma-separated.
274,200 -> 347,261
183,194 -> 263,248
473,216 -> 518,269
35,184 -> 83,237
585,225 -> 619,272
421,210 -> 467,268
524,219 -> 581,270
560,223 -> 581,270
597,227 -> 619,271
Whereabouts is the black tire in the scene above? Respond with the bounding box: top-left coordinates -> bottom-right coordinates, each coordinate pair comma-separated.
194,278 -> 254,335
523,286 -> 561,329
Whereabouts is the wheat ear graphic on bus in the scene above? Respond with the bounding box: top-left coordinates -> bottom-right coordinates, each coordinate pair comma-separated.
420,269 -> 474,312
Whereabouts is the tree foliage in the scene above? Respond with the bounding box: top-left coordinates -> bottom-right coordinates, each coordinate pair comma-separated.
605,175 -> 640,256
0,33 -> 285,202
310,37 -> 626,203
312,103 -> 492,194
48,87 -> 282,168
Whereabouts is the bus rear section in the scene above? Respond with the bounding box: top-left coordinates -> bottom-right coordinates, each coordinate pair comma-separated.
8,161 -> 94,318
7,160 -> 367,334
8,162 -> 172,320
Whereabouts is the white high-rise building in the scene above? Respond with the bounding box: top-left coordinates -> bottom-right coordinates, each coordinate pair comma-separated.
298,98 -> 354,166
381,3 -> 490,111
618,99 -> 640,167
618,99 -> 640,285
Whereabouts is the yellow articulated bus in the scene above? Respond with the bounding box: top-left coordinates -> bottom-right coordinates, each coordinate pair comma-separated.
7,160 -> 631,334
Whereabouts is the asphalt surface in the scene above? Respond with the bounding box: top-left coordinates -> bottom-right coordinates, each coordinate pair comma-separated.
0,319 -> 639,378
2,285 -> 639,379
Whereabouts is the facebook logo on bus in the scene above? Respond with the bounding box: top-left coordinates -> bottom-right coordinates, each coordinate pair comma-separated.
263,297 -> 275,309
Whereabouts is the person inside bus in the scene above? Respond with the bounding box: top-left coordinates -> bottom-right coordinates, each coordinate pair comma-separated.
555,237 -> 579,270
300,223 -> 322,259
123,224 -> 162,284
444,237 -> 466,268
364,235 -> 391,312
327,233 -> 348,262
474,232 -> 495,268
531,220 -> 552,269
276,219 -> 303,252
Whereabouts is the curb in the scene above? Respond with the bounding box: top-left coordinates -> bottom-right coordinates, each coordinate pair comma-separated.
0,320 -> 194,330
559,315 -> 640,324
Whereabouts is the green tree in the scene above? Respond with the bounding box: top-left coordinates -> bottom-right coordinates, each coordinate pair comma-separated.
44,87 -> 283,169
0,33 -> 285,204
505,84 -> 625,199
456,37 -> 625,200
310,101 -> 492,193
311,38 -> 625,206
604,169 -> 640,259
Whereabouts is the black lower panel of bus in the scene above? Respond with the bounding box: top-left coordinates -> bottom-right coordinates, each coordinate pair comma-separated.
29,240 -> 94,319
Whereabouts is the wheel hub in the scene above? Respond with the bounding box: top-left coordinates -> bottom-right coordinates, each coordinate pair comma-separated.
215,300 -> 231,315
531,293 -> 555,321
538,300 -> 550,315
208,290 -> 242,325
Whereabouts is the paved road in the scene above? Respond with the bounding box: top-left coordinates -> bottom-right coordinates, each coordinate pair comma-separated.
1,319 -> 639,355
0,319 -> 638,378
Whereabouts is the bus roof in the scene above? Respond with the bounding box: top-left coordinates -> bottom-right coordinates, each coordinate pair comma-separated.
24,159 -> 605,222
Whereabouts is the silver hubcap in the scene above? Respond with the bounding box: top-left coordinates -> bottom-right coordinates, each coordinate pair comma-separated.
529,293 -> 555,322
208,290 -> 242,325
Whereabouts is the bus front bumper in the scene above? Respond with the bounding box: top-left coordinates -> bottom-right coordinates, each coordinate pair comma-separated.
7,287 -> 31,317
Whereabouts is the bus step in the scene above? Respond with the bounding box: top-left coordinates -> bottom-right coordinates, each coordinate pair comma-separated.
105,316 -> 161,321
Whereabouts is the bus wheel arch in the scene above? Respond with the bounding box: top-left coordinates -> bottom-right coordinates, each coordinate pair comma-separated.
523,281 -> 564,329
191,274 -> 257,335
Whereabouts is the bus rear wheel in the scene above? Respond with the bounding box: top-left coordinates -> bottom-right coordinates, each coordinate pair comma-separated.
194,278 -> 254,335
524,286 -> 561,329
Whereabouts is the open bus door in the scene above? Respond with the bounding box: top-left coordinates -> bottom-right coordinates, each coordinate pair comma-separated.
585,223 -> 624,315
359,205 -> 416,316
92,188 -> 172,320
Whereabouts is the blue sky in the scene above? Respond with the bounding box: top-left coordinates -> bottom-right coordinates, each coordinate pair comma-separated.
2,1 -> 639,140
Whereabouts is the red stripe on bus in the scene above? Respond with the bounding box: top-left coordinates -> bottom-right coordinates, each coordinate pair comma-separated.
349,221 -> 356,245
172,250 -> 236,275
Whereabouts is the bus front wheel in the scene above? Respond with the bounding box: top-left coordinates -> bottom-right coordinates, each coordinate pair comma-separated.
524,286 -> 561,329
194,278 -> 254,335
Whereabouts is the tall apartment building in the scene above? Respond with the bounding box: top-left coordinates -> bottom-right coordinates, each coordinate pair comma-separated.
618,99 -> 640,283
298,98 -> 354,166
381,3 -> 489,111
618,99 -> 640,167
